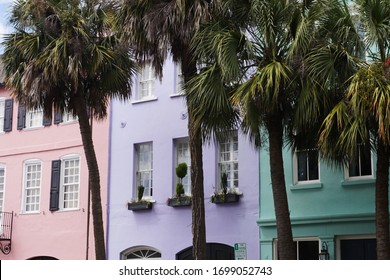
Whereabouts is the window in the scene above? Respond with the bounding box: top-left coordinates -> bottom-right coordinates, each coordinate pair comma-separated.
274,238 -> 320,260
61,156 -> 80,209
49,155 -> 80,211
53,109 -> 78,124
0,165 -> 5,213
17,105 -> 49,129
0,98 -> 13,133
22,160 -> 42,213
347,145 -> 372,178
218,132 -> 238,191
121,246 -> 161,260
175,63 -> 184,95
0,98 -> 4,132
25,108 -> 44,129
135,143 -> 153,198
294,149 -> 319,183
137,64 -> 155,100
174,139 -> 191,195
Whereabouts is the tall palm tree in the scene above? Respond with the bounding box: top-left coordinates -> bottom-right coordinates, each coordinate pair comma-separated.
119,0 -> 217,259
1,0 -> 135,259
187,0 -> 363,259
319,0 -> 390,259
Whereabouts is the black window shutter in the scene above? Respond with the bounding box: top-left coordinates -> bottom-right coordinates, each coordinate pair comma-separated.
43,114 -> 52,126
50,160 -> 61,211
17,105 -> 26,130
3,99 -> 13,132
54,111 -> 63,124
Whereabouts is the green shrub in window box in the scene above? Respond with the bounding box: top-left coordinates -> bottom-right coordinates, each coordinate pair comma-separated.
211,193 -> 241,204
167,196 -> 192,207
127,200 -> 153,211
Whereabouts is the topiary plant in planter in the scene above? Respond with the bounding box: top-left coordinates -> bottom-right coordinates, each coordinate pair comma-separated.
128,185 -> 153,211
137,185 -> 145,201
168,162 -> 191,207
211,172 -> 242,204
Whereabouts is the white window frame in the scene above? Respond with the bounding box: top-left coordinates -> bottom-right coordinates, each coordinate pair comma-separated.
62,110 -> 78,124
135,143 -> 153,199
0,98 -> 5,133
174,62 -> 184,96
22,159 -> 42,214
335,234 -> 376,260
218,131 -> 239,192
0,164 -> 5,213
121,246 -> 161,260
25,108 -> 43,129
59,155 -> 80,210
345,145 -> 373,180
273,237 -> 320,260
136,64 -> 156,101
293,148 -> 320,184
174,138 -> 191,195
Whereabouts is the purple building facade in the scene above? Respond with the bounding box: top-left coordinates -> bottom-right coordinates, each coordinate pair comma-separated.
106,59 -> 259,260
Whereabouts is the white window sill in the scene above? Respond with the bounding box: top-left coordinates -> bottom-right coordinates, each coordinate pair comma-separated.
19,211 -> 41,215
290,182 -> 323,190
131,96 -> 158,104
23,126 -> 44,131
170,93 -> 185,98
341,178 -> 375,187
57,208 -> 81,213
60,120 -> 78,126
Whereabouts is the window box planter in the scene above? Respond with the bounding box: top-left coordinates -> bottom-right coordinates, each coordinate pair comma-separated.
167,196 -> 192,207
127,201 -> 153,211
211,193 -> 241,204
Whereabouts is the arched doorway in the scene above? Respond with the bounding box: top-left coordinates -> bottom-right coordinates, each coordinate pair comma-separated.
176,243 -> 234,260
120,246 -> 162,260
28,256 -> 58,260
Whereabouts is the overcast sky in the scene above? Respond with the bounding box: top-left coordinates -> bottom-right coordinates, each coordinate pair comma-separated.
0,0 -> 13,38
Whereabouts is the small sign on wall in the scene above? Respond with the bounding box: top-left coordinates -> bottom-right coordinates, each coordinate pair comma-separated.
234,243 -> 247,260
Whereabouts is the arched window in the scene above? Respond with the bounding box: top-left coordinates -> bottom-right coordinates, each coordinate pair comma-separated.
121,246 -> 161,260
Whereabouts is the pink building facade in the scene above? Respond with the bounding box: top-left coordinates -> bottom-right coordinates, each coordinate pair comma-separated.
0,85 -> 109,260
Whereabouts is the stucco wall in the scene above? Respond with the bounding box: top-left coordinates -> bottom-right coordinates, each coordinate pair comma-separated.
107,59 -> 260,260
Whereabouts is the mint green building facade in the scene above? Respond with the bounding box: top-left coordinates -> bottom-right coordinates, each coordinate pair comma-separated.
258,143 -> 382,260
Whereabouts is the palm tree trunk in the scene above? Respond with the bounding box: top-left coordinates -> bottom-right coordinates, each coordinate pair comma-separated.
375,140 -> 390,259
182,50 -> 207,260
267,114 -> 295,260
188,112 -> 207,260
74,94 -> 106,260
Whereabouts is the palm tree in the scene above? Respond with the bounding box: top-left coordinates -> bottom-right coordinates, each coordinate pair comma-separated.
187,0 -> 363,259
119,0 -> 217,259
319,0 -> 390,259
1,0 -> 135,259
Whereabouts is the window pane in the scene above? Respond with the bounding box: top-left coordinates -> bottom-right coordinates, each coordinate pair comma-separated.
298,241 -> 319,260
360,146 -> 372,176
218,132 -> 239,191
308,150 -> 319,180
62,158 -> 80,209
297,151 -> 308,181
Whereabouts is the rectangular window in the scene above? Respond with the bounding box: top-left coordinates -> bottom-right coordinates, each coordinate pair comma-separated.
175,63 -> 184,95
60,157 -> 80,209
0,98 -> 5,132
348,145 -> 372,178
0,165 -> 5,213
137,64 -> 155,100
295,149 -> 319,183
25,108 -> 43,129
23,161 -> 42,213
62,110 -> 78,123
275,239 -> 320,260
218,132 -> 238,191
174,139 -> 191,195
135,143 -> 153,198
